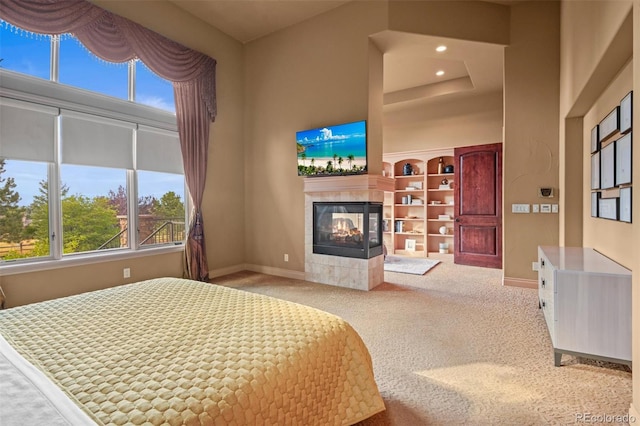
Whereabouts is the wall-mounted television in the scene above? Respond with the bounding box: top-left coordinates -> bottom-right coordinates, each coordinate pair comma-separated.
296,120 -> 367,176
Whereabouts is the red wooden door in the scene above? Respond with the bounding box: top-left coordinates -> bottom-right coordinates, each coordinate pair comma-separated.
453,143 -> 502,268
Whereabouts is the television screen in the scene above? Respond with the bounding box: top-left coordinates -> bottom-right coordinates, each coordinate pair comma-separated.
296,120 -> 367,176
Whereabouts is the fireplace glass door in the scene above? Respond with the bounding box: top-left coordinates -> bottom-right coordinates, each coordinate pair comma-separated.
313,202 -> 382,259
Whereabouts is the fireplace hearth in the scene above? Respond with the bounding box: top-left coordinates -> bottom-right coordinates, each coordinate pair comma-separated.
313,202 -> 382,259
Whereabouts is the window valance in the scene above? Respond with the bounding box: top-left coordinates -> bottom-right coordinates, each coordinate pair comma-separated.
0,0 -> 216,121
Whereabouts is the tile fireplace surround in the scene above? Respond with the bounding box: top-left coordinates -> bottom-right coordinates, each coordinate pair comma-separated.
304,175 -> 394,290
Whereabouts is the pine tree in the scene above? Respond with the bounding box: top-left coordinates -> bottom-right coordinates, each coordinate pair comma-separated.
0,159 -> 25,243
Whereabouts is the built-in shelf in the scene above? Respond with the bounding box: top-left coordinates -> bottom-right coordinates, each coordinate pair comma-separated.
383,150 -> 455,259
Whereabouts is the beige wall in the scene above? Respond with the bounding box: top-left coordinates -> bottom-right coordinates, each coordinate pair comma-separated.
387,0 -> 510,45
242,1 -> 388,274
502,1 -> 561,281
383,91 -> 503,153
558,0 -> 637,417
2,1 -> 246,307
1,252 -> 182,307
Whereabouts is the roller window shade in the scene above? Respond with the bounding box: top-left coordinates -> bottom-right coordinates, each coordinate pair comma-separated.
137,125 -> 183,174
0,97 -> 58,162
60,110 -> 135,169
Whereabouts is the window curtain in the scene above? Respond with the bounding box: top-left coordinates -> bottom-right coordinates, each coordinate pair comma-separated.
1,0 -> 216,281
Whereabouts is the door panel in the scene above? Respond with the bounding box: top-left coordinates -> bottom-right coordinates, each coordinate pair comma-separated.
454,143 -> 502,268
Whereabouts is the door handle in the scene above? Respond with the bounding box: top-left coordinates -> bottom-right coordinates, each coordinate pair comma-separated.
455,218 -> 461,222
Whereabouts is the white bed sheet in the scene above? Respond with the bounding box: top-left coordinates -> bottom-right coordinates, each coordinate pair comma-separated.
0,333 -> 96,425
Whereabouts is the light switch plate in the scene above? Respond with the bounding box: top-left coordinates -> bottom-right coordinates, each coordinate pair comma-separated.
512,204 -> 530,213
532,204 -> 540,213
551,204 -> 559,213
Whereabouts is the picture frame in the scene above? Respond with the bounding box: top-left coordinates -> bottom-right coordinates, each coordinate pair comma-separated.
591,152 -> 600,190
591,125 -> 599,153
620,91 -> 632,134
598,197 -> 618,221
600,142 -> 616,189
591,192 -> 600,218
404,239 -> 416,252
619,187 -> 632,223
599,107 -> 619,142
615,132 -> 632,186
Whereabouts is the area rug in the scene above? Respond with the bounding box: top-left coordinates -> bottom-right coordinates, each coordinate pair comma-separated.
383,255 -> 440,275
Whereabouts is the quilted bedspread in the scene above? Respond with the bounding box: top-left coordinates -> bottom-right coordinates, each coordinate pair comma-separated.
0,277 -> 385,425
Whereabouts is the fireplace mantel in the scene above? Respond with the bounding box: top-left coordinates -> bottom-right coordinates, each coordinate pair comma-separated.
303,174 -> 394,193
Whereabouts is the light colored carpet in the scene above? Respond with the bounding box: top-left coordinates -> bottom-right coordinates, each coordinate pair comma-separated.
211,259 -> 632,425
384,255 -> 440,275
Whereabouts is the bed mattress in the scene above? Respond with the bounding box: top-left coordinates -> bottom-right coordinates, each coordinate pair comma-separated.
0,277 -> 385,425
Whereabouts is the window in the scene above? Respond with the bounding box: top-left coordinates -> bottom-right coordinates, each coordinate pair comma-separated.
0,159 -> 50,261
138,171 -> 185,246
0,24 -> 50,80
0,25 -> 185,273
60,164 -> 128,254
135,61 -> 175,113
59,35 -> 129,100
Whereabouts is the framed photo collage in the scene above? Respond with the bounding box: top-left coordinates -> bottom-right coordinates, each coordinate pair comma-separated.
590,91 -> 632,223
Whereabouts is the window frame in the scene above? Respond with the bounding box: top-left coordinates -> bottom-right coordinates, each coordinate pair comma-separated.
0,70 -> 188,276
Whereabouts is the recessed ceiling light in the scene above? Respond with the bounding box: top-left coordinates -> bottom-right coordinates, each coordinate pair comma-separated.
436,70 -> 445,76
436,45 -> 447,52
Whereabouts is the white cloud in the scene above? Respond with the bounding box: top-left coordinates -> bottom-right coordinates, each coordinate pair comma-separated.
137,95 -> 175,113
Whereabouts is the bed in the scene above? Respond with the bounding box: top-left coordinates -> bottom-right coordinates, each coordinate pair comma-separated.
0,277 -> 385,425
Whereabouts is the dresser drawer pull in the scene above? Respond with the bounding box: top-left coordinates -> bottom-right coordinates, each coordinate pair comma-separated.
541,300 -> 546,308
541,278 -> 545,288
540,258 -> 545,267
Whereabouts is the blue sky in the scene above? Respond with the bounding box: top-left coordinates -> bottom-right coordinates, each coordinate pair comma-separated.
1,24 -> 183,206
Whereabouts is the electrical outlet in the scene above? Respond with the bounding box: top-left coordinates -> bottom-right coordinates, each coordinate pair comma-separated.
540,204 -> 551,213
532,262 -> 539,271
123,268 -> 131,278
284,254 -> 289,262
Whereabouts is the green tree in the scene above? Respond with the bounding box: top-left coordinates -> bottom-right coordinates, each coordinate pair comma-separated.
347,154 -> 355,170
61,195 -> 119,253
0,159 -> 25,243
156,191 -> 184,220
25,180 -> 69,257
28,181 -> 118,255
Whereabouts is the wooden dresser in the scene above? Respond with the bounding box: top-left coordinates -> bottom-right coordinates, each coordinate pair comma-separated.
538,246 -> 632,367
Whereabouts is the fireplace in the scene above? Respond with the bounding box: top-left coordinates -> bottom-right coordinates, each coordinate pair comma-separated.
313,202 -> 383,259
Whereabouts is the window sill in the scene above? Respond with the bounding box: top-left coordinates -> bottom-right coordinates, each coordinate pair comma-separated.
0,244 -> 184,276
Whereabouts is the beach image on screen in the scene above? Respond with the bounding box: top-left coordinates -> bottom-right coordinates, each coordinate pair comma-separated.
297,120 -> 367,176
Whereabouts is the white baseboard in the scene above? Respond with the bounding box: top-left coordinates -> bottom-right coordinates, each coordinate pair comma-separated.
244,264 -> 306,281
208,264 -> 246,279
503,277 -> 537,289
209,263 -> 306,281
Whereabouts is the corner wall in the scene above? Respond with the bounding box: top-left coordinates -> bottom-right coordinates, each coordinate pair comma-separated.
242,2 -> 388,274
558,0 -> 637,417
